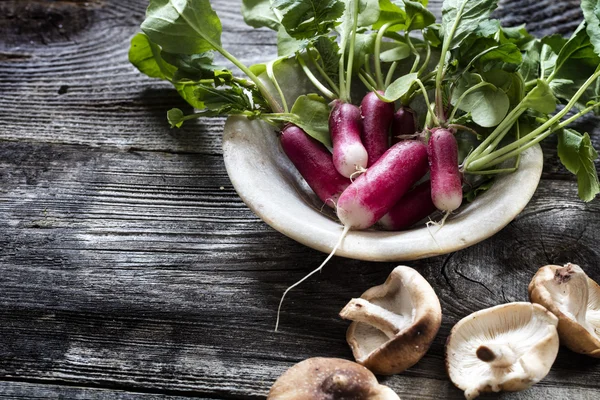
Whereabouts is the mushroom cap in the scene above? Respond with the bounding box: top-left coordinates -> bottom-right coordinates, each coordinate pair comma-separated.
445,302 -> 559,400
267,357 -> 399,400
340,266 -> 442,375
528,263 -> 600,357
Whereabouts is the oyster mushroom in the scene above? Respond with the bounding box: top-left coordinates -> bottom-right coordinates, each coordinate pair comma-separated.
446,302 -> 559,399
339,266 -> 442,374
267,357 -> 399,400
528,263 -> 600,357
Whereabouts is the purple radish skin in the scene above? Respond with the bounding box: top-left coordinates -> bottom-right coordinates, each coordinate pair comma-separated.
329,101 -> 369,178
428,128 -> 462,212
337,140 -> 429,230
280,124 -> 351,207
360,91 -> 395,166
392,106 -> 418,143
379,181 -> 437,231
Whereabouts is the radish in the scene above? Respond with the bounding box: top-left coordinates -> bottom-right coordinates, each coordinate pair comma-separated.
379,181 -> 437,231
329,100 -> 369,178
337,140 -> 429,230
280,124 -> 351,208
276,140 -> 428,331
428,128 -> 462,213
392,106 -> 418,143
360,91 -> 394,166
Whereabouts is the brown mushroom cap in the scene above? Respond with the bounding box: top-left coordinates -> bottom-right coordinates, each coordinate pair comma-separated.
339,266 -> 442,375
528,263 -> 600,357
445,302 -> 559,399
267,357 -> 399,400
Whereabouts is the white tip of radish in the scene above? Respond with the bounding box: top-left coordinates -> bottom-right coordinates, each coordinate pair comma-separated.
378,214 -> 393,230
432,192 -> 462,212
337,199 -> 376,230
336,143 -> 369,178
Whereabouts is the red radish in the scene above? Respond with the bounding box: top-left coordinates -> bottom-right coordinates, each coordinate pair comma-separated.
280,124 -> 350,207
428,128 -> 462,212
392,106 -> 417,143
360,91 -> 394,166
379,181 -> 437,231
337,140 -> 429,230
329,101 -> 368,178
276,140 -> 429,331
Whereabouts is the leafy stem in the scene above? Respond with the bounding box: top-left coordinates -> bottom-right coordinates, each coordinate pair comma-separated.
385,61 -> 399,88
267,61 -> 289,113
374,22 -> 395,89
307,47 -> 340,96
406,32 -> 421,74
297,52 -> 336,100
417,40 -> 432,77
415,78 -> 439,126
466,68 -> 600,171
435,0 -> 469,120
448,81 -> 494,121
343,0 -> 361,102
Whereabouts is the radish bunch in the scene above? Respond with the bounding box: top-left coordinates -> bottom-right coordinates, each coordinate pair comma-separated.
282,93 -> 456,234
131,0 -> 600,330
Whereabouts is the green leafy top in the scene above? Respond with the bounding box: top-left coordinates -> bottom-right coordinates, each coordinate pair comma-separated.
130,0 -> 600,202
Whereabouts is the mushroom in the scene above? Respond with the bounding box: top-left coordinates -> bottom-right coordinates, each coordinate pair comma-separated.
339,266 -> 442,374
528,263 -> 600,357
267,357 -> 400,399
445,302 -> 559,399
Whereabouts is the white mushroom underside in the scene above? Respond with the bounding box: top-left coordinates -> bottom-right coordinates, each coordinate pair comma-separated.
447,305 -> 555,399
352,281 -> 416,358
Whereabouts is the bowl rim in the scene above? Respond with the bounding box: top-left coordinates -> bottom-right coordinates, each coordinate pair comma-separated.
222,116 -> 544,262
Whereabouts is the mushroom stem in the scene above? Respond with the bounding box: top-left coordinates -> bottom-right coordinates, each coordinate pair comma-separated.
476,344 -> 518,368
339,298 -> 410,339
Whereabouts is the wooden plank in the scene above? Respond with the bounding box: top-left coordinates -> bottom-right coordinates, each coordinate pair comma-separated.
0,381 -> 201,400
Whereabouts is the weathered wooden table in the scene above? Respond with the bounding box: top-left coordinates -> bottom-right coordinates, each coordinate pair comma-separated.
1,0 -> 599,398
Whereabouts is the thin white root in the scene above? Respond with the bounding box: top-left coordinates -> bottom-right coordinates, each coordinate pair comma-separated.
321,198 -> 337,213
275,225 -> 351,332
425,219 -> 444,252
349,166 -> 367,182
426,210 -> 451,233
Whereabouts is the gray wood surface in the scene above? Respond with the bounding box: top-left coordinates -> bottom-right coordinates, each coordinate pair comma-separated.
1,0 -> 599,398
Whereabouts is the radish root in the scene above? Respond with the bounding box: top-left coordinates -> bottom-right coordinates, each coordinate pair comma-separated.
275,225 -> 351,332
426,210 -> 451,233
425,218 -> 444,252
349,166 -> 367,182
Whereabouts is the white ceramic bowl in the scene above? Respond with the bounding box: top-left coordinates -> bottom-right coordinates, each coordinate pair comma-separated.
222,115 -> 543,262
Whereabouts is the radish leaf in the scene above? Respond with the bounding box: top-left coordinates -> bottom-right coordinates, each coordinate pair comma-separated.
582,0 -> 600,56
441,0 -> 498,50
242,0 -> 280,30
272,0 -> 345,39
380,42 -> 411,61
142,0 -> 222,54
557,129 -> 600,202
522,80 -> 556,114
383,72 -> 418,101
289,94 -> 332,147
452,74 -> 509,127
314,36 -> 341,84
404,0 -> 435,31
373,0 -> 406,31
129,33 -> 177,80
277,26 -> 309,56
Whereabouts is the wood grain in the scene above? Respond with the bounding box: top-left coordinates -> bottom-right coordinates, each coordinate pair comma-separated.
1,0 -> 599,399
